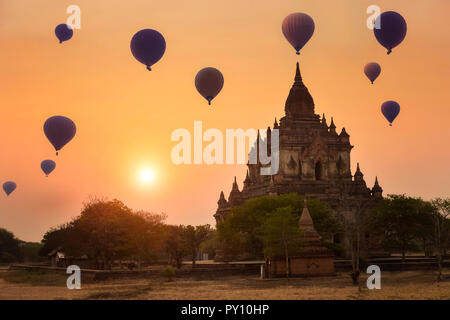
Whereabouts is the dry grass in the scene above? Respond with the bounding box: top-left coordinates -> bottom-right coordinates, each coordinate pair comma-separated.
0,269 -> 449,300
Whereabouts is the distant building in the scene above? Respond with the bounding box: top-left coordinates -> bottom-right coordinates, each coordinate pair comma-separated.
48,249 -> 65,267
214,63 -> 383,257
48,249 -> 90,268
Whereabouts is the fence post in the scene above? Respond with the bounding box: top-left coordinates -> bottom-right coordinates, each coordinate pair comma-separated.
260,263 -> 266,279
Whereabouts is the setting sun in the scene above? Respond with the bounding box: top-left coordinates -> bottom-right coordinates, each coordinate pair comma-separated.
140,169 -> 155,183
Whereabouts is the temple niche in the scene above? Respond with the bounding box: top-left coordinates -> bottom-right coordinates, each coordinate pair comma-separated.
214,63 -> 383,257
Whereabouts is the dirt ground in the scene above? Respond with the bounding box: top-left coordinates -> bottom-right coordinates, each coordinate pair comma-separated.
0,267 -> 449,300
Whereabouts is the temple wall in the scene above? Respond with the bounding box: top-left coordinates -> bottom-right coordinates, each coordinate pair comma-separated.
268,256 -> 335,277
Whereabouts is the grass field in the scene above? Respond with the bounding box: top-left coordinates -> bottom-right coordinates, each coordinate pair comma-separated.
0,268 -> 449,300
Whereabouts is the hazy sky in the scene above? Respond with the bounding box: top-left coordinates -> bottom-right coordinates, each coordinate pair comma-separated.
1,0 -> 449,241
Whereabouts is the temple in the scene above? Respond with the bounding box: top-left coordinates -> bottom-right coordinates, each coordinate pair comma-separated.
266,200 -> 335,277
214,62 -> 383,256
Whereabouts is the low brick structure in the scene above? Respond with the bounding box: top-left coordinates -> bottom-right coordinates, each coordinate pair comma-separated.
267,200 -> 335,277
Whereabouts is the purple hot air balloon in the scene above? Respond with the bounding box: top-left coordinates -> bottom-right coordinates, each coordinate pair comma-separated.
3,181 -> 17,196
41,160 -> 56,177
282,13 -> 315,55
364,62 -> 381,84
44,116 -> 76,155
195,67 -> 224,105
130,29 -> 166,71
374,11 -> 407,55
381,101 -> 400,126
55,24 -> 73,44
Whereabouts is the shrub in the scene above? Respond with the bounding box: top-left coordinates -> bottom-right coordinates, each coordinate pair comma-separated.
164,265 -> 175,281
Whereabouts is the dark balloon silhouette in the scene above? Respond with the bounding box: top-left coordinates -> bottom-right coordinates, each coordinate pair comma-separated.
282,12 -> 315,55
41,160 -> 56,177
374,11 -> 407,55
364,62 -> 381,84
3,181 -> 16,196
44,116 -> 77,155
381,101 -> 400,126
55,24 -> 73,43
195,67 -> 224,105
130,29 -> 166,71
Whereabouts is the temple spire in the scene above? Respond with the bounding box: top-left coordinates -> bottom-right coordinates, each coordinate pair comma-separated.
293,62 -> 304,87
339,127 -> 349,138
299,199 -> 319,236
354,162 -> 364,181
374,176 -> 380,187
244,169 -> 251,187
372,176 -> 383,198
285,62 -> 314,118
217,191 -> 227,209
329,117 -> 337,135
322,113 -> 327,126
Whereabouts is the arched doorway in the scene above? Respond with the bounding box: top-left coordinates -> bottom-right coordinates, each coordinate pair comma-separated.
315,161 -> 322,180
298,160 -> 302,180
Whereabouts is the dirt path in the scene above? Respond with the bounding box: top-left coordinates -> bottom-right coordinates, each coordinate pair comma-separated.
0,270 -> 449,300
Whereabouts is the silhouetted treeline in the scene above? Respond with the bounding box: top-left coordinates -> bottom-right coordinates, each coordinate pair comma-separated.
39,198 -> 214,269
0,228 -> 43,263
366,195 -> 450,281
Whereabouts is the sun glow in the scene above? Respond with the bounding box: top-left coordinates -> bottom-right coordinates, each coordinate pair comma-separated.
140,169 -> 155,183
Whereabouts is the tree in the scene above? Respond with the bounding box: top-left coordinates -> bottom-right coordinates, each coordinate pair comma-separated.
40,222 -> 81,257
431,198 -> 450,281
164,225 -> 187,269
217,193 -> 342,261
0,228 -> 21,262
20,242 -> 44,263
367,195 -> 433,263
200,229 -> 218,260
182,224 -> 213,265
40,198 -> 167,270
123,210 -> 167,269
260,206 -> 303,277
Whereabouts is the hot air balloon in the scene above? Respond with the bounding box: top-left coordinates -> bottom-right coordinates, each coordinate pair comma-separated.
282,13 -> 315,55
44,116 -> 76,155
130,29 -> 166,71
364,62 -> 381,84
195,67 -> 224,105
41,160 -> 56,177
3,181 -> 16,196
374,11 -> 407,55
381,101 -> 400,126
55,24 -> 73,43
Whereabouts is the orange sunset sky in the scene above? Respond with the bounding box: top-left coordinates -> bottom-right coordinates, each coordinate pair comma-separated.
1,0 -> 450,242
